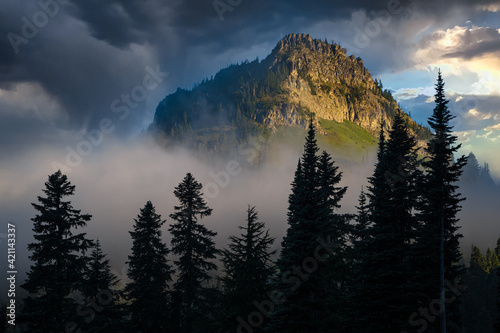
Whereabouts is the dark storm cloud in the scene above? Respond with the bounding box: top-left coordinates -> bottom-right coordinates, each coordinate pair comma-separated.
67,0 -> 158,48
1,2 -> 176,150
1,0 -> 499,160
413,25 -> 500,61
66,0 -> 500,50
0,0 -> 392,146
444,39 -> 500,60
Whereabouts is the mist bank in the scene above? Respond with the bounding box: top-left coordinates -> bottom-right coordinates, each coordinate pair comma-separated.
1,133 -> 499,299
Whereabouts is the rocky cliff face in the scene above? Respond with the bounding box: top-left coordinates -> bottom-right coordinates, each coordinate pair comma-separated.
265,34 -> 386,132
152,33 -> 429,153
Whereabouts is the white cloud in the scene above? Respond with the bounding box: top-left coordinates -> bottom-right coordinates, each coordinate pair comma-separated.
466,108 -> 493,120
479,4 -> 500,12
477,130 -> 494,139
392,87 -> 435,100
454,129 -> 476,142
0,83 -> 67,125
485,123 -> 500,131
412,26 -> 500,96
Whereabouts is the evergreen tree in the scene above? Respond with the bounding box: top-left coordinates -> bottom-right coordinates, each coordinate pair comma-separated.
487,248 -> 500,273
347,123 -> 387,331
269,118 -> 348,332
21,170 -> 93,332
169,173 -> 218,333
345,188 -> 371,330
480,162 -> 495,186
268,120 -> 321,332
316,150 -> 351,329
80,239 -> 123,332
495,263 -> 500,332
219,205 -> 275,332
462,246 -> 496,333
461,152 -> 480,183
495,238 -> 500,259
414,71 -> 467,332
470,246 -> 488,274
123,201 -> 172,333
352,111 -> 420,332
492,251 -> 500,272
353,188 -> 370,241
316,150 -> 348,235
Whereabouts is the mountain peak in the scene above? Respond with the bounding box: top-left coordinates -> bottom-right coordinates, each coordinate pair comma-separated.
265,33 -> 368,89
151,34 -> 430,156
272,33 -> 346,55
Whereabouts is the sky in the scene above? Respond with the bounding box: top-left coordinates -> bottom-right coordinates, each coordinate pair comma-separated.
1,0 -> 500,291
1,0 -> 500,178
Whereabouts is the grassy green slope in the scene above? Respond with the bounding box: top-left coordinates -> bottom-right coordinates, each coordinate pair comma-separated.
263,118 -> 377,164
318,118 -> 377,158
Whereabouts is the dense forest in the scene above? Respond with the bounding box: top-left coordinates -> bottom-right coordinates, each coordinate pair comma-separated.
2,74 -> 500,333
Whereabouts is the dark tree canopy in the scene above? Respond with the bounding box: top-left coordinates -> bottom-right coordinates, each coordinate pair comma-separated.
269,119 -> 350,332
21,170 -> 93,333
414,70 -> 467,331
80,239 -> 123,333
169,173 -> 218,333
351,111 -> 421,332
124,201 -> 172,333
219,205 -> 275,332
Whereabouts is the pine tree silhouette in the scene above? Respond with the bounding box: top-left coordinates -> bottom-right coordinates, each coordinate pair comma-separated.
21,171 -> 93,332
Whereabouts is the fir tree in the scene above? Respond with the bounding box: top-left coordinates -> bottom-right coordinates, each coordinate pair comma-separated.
414,71 -> 467,331
219,205 -> 275,332
169,173 -> 218,333
316,150 -> 351,329
124,201 -> 172,333
268,120 -> 321,332
495,238 -> 500,259
495,263 -> 500,332
80,239 -> 123,332
461,152 -> 480,183
352,187 -> 370,243
21,170 -> 93,332
345,188 -> 370,330
269,118 -> 349,332
316,150 -> 348,234
347,126 -> 385,331
487,248 -> 500,273
462,245 -> 496,332
352,112 -> 420,332
470,246 -> 488,274
480,162 -> 495,186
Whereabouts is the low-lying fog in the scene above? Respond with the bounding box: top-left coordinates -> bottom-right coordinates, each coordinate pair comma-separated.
1,134 -> 498,300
